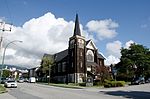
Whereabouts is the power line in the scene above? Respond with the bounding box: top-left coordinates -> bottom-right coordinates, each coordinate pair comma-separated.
5,0 -> 13,25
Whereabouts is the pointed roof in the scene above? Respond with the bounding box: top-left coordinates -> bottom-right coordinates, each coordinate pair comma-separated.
73,14 -> 81,36
86,39 -> 97,50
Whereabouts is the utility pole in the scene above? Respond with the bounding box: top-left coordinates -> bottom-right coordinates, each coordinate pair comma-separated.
0,21 -> 11,81
0,21 -> 11,52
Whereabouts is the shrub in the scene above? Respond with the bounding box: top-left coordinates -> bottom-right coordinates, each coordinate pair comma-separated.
104,83 -> 111,88
104,80 -> 125,88
93,81 -> 103,86
116,81 -> 125,87
79,82 -> 86,86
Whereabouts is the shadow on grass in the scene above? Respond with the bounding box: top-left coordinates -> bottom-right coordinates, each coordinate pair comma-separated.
101,91 -> 150,99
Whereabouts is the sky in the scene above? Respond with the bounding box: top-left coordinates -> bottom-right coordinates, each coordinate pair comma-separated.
0,0 -> 150,68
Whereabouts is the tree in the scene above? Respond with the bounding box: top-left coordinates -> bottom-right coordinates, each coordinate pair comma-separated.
2,70 -> 11,78
37,54 -> 54,82
116,43 -> 150,81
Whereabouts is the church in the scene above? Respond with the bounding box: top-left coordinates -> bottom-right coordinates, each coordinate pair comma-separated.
45,14 -> 106,83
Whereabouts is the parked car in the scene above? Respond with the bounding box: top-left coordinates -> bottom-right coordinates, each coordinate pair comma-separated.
4,80 -> 17,88
18,78 -> 24,83
131,76 -> 145,85
145,78 -> 150,83
29,77 -> 36,83
0,77 -> 7,84
24,78 -> 29,82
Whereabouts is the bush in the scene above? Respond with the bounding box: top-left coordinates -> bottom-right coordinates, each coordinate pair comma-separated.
93,82 -> 101,86
104,80 -> 125,88
79,82 -> 86,86
104,83 -> 111,88
116,81 -> 125,87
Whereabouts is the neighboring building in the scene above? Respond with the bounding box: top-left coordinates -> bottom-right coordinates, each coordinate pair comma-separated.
1,65 -> 28,79
45,14 -> 106,83
28,67 -> 39,78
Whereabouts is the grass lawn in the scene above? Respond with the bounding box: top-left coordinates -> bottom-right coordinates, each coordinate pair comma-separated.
0,84 -> 7,94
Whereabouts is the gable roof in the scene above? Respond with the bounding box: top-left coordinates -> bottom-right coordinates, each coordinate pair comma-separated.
86,39 -> 97,50
97,53 -> 105,59
43,53 -> 53,58
86,40 -> 91,45
54,49 -> 68,62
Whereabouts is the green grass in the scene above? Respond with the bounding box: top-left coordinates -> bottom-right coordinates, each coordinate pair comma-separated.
0,84 -> 7,94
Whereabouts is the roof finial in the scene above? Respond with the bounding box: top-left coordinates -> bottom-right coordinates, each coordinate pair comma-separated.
73,14 -> 81,36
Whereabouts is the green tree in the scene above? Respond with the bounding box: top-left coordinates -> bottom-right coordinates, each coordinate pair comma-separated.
116,43 -> 150,81
2,70 -> 11,78
38,54 -> 54,82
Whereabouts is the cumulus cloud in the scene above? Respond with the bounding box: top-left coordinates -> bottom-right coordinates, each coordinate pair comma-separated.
105,55 -> 120,66
86,19 -> 119,40
105,40 -> 135,65
1,12 -> 75,68
104,40 -> 122,65
124,40 -> 135,49
106,40 -> 122,58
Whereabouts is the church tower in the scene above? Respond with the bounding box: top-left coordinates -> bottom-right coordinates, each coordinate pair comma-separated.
68,14 -> 86,83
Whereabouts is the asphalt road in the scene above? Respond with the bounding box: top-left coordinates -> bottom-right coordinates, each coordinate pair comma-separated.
0,83 -> 150,99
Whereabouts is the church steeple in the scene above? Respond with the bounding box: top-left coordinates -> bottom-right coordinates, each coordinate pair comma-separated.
73,14 -> 81,36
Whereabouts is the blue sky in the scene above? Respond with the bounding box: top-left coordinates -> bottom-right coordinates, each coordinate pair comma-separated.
0,0 -> 150,67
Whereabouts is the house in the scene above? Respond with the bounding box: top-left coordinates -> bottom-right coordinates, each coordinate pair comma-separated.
45,14 -> 106,83
28,67 -> 39,78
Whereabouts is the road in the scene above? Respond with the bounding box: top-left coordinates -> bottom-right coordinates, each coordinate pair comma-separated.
0,83 -> 150,99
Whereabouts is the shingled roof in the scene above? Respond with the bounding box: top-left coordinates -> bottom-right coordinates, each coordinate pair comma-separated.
54,49 -> 68,62
97,53 -> 105,59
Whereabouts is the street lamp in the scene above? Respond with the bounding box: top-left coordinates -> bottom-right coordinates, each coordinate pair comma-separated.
0,40 -> 22,81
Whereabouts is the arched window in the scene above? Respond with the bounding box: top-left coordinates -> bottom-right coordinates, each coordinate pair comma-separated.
86,50 -> 94,62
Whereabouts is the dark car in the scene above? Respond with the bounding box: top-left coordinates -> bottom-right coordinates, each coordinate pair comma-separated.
131,76 -> 145,85
0,77 -> 7,84
145,78 -> 150,83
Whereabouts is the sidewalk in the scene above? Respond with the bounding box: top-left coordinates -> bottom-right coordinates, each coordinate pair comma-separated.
0,92 -> 16,99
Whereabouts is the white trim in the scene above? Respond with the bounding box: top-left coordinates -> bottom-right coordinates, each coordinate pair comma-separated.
86,40 -> 97,50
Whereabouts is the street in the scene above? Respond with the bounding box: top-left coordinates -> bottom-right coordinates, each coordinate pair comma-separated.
0,83 -> 150,99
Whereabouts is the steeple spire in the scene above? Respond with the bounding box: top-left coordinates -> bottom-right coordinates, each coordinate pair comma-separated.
73,14 -> 81,36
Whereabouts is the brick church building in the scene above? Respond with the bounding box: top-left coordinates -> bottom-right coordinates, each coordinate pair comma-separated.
45,14 -> 106,83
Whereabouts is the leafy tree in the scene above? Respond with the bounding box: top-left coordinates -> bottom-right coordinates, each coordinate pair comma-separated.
116,43 -> 150,81
37,54 -> 54,82
2,70 -> 11,78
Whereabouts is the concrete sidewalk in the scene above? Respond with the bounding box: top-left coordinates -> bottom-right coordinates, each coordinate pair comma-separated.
0,92 -> 16,99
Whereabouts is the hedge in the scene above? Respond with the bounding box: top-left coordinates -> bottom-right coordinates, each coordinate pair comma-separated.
104,80 -> 125,88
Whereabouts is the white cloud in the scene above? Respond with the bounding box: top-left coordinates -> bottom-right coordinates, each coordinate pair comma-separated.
105,40 -> 136,65
105,40 -> 122,65
5,48 -> 16,55
105,55 -> 120,66
1,12 -> 75,68
106,40 -> 122,58
124,40 -> 134,49
86,19 -> 119,40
